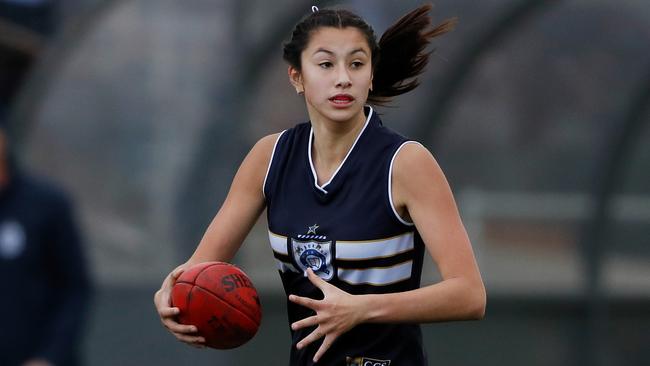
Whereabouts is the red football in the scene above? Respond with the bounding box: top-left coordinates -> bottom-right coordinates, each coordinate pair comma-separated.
171,261 -> 262,349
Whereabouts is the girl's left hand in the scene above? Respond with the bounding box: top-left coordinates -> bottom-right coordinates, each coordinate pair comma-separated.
289,268 -> 367,363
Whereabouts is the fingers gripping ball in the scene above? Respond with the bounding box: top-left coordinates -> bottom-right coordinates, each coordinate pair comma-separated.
171,262 -> 262,349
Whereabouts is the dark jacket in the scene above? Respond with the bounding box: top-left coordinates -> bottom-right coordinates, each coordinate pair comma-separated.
0,164 -> 91,366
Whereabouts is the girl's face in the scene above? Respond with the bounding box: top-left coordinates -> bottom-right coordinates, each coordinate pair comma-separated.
290,27 -> 373,125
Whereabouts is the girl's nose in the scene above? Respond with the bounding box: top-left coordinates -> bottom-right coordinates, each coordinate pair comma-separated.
336,66 -> 351,88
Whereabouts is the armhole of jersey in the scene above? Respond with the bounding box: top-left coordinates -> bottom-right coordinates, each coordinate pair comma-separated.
262,130 -> 287,199
388,141 -> 422,226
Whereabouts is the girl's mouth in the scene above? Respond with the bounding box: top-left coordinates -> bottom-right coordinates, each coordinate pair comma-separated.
329,94 -> 355,106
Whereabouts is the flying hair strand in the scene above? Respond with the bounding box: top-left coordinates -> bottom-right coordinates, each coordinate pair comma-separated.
370,4 -> 457,106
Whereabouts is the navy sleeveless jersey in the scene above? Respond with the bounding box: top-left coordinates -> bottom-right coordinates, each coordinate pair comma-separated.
264,107 -> 427,366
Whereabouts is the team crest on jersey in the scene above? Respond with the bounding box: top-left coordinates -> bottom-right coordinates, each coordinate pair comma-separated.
291,238 -> 333,281
346,356 -> 392,366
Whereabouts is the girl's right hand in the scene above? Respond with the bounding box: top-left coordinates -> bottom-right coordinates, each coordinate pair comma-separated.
154,265 -> 206,348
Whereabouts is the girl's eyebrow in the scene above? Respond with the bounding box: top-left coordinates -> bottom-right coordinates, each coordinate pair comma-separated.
312,48 -> 334,56
312,47 -> 368,56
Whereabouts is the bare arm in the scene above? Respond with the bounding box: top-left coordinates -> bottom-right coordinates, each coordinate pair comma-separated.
154,133 -> 280,346
361,142 -> 486,323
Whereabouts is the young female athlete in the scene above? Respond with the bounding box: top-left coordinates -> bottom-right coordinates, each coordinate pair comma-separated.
155,4 -> 485,365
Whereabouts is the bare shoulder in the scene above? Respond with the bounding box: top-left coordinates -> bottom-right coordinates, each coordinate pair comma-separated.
391,142 -> 461,232
253,132 -> 283,155
246,132 -> 283,168
232,132 -> 284,191
391,141 -> 453,208
393,142 -> 445,183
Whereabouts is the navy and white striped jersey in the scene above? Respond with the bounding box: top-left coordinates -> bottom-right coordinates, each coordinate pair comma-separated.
264,106 -> 428,366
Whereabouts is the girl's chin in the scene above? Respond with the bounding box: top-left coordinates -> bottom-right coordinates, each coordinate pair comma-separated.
306,101 -> 366,123
324,109 -> 363,123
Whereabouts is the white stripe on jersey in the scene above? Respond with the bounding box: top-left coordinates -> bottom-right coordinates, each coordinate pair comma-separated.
338,261 -> 413,286
268,231 -> 300,273
336,232 -> 414,260
268,231 -> 288,255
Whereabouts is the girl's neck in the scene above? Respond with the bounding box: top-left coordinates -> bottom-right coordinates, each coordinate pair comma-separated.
308,106 -> 368,185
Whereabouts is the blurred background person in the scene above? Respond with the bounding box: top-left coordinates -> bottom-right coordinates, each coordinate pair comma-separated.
0,121 -> 92,366
1,1 -> 92,366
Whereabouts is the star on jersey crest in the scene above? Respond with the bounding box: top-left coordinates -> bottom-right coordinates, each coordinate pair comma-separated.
307,224 -> 319,235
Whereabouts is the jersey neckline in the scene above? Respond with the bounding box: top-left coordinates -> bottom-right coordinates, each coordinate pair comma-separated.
308,106 -> 374,194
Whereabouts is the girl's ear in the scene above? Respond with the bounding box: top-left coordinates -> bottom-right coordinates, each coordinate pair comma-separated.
288,66 -> 304,94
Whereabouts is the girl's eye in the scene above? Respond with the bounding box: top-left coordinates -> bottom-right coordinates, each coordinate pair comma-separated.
319,62 -> 333,69
351,61 -> 364,69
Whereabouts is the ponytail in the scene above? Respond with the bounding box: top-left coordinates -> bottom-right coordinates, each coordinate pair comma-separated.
370,5 -> 457,105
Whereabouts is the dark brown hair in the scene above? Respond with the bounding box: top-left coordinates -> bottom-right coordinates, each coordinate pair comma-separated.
282,4 -> 456,105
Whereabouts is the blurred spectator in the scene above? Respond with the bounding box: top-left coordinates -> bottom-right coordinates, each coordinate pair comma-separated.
0,123 -> 92,366
1,3 -> 90,366
0,0 -> 57,124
